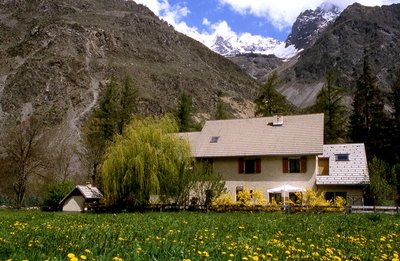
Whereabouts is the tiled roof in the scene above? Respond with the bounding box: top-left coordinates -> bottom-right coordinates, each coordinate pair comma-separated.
76,185 -> 103,199
59,184 -> 103,205
317,143 -> 370,185
179,114 -> 324,157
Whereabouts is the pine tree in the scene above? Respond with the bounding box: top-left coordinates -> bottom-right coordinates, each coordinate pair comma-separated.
83,77 -> 139,186
254,71 -> 289,116
349,55 -> 388,158
313,69 -> 348,144
390,69 -> 400,162
175,92 -> 194,132
118,76 -> 139,134
214,98 -> 231,120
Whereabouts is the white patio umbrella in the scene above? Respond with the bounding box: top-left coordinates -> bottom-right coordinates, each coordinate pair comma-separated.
267,185 -> 306,204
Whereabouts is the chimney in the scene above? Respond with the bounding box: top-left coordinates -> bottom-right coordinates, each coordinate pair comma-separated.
272,115 -> 283,126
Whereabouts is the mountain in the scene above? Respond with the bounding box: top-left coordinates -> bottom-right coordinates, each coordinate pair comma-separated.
0,0 -> 260,121
227,54 -> 283,83
0,0 -> 260,174
208,34 -> 297,59
277,3 -> 400,108
285,2 -> 341,50
227,2 -> 340,82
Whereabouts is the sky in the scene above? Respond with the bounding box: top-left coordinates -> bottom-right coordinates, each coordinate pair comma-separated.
134,0 -> 400,44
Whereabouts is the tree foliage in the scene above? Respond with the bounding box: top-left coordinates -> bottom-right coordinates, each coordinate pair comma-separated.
214,98 -> 231,120
83,76 -> 139,186
43,180 -> 75,211
255,72 -> 289,116
175,91 -> 196,132
0,118 -> 46,208
101,115 -> 193,208
368,157 -> 396,205
313,70 -> 348,143
349,56 -> 389,158
390,69 -> 400,162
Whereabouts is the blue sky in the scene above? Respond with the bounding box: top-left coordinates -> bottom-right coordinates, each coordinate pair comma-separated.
135,0 -> 400,43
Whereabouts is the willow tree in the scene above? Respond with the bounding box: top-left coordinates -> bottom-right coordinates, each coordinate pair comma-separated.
101,115 -> 193,209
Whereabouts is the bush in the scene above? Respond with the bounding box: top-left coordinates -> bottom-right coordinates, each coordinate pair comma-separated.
43,181 -> 75,211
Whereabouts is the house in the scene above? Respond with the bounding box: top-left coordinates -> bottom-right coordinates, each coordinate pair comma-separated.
60,184 -> 103,212
317,143 -> 369,205
180,114 -> 369,205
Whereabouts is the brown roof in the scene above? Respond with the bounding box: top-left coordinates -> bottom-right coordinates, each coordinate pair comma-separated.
180,114 -> 324,157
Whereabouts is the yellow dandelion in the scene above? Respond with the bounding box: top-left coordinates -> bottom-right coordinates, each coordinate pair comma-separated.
80,255 -> 87,260
252,256 -> 259,261
84,249 -> 91,254
242,257 -> 248,260
70,258 -> 78,261
67,253 -> 75,259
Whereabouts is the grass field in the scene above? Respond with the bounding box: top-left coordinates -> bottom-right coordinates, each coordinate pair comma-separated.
0,211 -> 399,261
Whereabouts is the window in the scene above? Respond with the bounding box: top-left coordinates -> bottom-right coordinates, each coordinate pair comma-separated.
238,158 -> 261,174
283,157 -> 307,173
289,192 -> 301,204
269,193 -> 282,204
336,154 -> 349,161
236,186 -> 244,201
325,192 -> 347,202
210,136 -> 220,143
289,158 -> 300,173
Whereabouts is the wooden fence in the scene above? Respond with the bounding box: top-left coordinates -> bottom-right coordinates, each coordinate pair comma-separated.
347,205 -> 400,214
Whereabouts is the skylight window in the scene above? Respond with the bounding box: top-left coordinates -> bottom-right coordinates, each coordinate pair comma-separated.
336,154 -> 349,161
210,136 -> 220,143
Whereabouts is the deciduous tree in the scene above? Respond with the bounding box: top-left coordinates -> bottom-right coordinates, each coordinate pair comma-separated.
0,118 -> 46,208
101,115 -> 193,209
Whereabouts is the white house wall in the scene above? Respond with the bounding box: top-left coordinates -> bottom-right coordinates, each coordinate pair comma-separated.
213,156 -> 318,200
62,196 -> 85,212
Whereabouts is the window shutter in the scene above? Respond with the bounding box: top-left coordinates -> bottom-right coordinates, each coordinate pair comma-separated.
282,158 -> 288,173
300,156 -> 307,173
255,158 -> 261,173
238,158 -> 244,174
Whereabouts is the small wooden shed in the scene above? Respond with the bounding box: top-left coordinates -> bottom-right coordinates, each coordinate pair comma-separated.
60,184 -> 103,212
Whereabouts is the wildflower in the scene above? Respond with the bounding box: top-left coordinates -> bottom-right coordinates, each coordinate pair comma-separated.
80,255 -> 87,260
84,249 -> 91,254
252,256 -> 259,261
222,252 -> 227,255
71,258 -> 78,261
242,257 -> 248,260
326,248 -> 334,255
67,253 -> 75,259
285,250 -> 291,255
183,259 -> 191,261
333,256 -> 342,261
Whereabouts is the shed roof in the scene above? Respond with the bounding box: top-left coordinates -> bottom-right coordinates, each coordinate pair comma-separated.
317,143 -> 370,186
179,114 -> 324,157
59,184 -> 103,205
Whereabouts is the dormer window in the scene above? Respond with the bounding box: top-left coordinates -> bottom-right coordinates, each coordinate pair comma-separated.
210,136 -> 220,143
336,154 -> 349,161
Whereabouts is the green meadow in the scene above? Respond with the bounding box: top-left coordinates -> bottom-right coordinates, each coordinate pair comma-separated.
0,211 -> 399,261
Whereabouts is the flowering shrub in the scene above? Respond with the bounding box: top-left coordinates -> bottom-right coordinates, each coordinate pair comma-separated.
211,188 -> 280,212
211,188 -> 346,213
